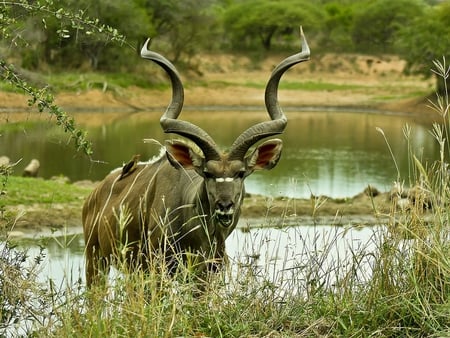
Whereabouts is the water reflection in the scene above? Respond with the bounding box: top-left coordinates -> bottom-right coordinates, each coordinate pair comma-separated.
0,110 -> 439,198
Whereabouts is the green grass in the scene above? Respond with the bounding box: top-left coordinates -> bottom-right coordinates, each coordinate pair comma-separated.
0,71 -> 170,93
375,90 -> 431,101
0,176 -> 91,206
243,80 -> 363,91
46,72 -> 169,92
196,79 -> 366,91
0,120 -> 44,132
0,81 -> 19,92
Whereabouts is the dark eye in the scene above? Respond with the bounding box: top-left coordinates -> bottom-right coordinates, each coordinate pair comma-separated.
235,171 -> 246,179
203,171 -> 214,179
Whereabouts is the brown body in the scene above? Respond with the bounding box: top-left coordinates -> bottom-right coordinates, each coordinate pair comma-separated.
82,28 -> 310,287
83,139 -> 282,285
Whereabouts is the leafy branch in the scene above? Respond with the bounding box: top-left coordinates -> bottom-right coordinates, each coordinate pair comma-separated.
0,61 -> 93,156
1,0 -> 128,47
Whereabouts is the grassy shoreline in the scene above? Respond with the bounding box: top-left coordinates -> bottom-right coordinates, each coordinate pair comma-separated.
0,175 -> 397,236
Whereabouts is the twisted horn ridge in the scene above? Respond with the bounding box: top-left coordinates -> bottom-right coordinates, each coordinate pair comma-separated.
229,27 -> 310,160
140,39 -> 221,161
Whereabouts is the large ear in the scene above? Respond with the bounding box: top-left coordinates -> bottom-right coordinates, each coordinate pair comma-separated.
165,140 -> 204,170
245,138 -> 283,173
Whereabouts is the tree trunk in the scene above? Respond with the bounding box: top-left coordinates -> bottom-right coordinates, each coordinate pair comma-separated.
260,28 -> 276,51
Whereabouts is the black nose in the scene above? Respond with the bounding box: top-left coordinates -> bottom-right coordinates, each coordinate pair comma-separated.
217,200 -> 233,213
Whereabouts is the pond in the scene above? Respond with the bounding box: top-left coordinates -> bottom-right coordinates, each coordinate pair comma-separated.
0,109 -> 439,198
17,223 -> 382,289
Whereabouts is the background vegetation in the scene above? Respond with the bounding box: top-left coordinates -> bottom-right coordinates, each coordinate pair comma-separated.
0,0 -> 449,93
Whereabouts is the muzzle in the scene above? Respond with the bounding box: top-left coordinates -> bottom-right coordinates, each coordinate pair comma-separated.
214,200 -> 234,227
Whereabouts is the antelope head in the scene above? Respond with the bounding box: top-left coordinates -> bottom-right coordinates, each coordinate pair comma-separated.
140,28 -> 310,228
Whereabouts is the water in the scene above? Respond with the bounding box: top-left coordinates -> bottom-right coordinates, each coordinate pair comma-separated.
0,110 -> 439,198
16,224 -> 381,288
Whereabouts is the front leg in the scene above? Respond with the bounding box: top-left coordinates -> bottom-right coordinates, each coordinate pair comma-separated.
85,243 -> 110,288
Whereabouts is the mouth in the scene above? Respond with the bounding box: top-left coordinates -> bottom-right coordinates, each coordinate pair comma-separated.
215,211 -> 234,227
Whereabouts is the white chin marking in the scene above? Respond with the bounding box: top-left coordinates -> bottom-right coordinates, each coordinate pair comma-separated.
216,209 -> 234,216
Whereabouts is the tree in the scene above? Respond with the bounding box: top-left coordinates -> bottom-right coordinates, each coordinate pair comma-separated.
222,0 -> 323,51
396,2 -> 450,95
351,0 -> 427,53
25,0 -> 154,71
320,1 -> 355,52
144,0 -> 222,64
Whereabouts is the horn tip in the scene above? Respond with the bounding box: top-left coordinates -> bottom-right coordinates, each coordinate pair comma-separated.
140,38 -> 152,57
298,26 -> 310,58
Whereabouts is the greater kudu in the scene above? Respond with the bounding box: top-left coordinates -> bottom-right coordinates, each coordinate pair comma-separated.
82,29 -> 310,287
